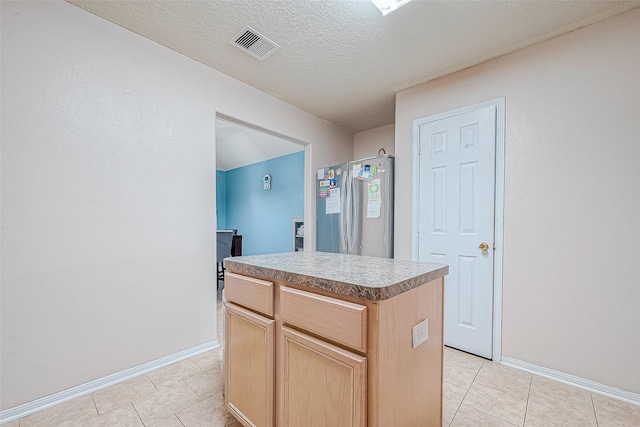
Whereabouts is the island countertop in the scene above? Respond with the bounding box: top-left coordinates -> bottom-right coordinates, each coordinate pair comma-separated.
224,251 -> 448,301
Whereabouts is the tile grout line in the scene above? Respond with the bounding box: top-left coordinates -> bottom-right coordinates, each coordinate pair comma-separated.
450,358 -> 485,424
182,377 -> 205,402
189,356 -> 209,373
591,393 -> 600,427
75,394 -> 100,426
522,374 -> 533,426
146,373 -> 160,392
460,363 -> 523,427
175,413 -> 186,427
130,401 -> 146,427
458,358 -> 534,426
89,393 -> 98,416
129,380 -> 158,423
530,376 -> 602,426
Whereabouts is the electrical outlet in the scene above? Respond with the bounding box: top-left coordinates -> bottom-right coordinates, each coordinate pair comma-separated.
412,319 -> 429,348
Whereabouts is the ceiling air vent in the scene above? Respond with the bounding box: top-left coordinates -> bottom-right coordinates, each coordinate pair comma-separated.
230,26 -> 280,61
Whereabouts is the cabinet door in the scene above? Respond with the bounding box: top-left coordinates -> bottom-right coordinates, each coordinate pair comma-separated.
279,326 -> 366,427
225,303 -> 274,427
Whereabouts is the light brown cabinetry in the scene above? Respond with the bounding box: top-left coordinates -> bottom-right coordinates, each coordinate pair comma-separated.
224,273 -> 275,427
225,272 -> 274,317
280,326 -> 366,427
279,286 -> 368,427
280,286 -> 367,353
225,270 -> 444,427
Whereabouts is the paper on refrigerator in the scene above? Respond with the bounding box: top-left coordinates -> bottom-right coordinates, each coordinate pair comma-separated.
326,188 -> 341,214
367,179 -> 381,218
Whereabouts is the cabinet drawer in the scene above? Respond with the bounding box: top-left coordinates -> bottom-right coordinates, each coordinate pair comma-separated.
280,286 -> 367,353
225,272 -> 274,317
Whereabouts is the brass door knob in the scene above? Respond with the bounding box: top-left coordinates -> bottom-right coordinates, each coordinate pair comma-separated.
479,242 -> 489,251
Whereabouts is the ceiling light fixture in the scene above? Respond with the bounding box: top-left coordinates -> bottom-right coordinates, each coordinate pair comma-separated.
370,0 -> 412,16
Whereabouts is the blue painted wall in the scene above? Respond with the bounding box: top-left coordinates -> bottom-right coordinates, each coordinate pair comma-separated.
216,170 -> 227,229
224,151 -> 304,255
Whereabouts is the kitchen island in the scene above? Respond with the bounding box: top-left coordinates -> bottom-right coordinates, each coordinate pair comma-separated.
223,252 -> 448,427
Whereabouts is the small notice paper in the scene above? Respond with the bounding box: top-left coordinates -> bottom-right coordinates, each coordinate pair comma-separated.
367,179 -> 381,218
352,162 -> 362,177
326,188 -> 341,214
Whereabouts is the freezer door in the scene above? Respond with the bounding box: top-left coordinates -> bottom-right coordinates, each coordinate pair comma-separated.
350,156 -> 394,258
316,163 -> 348,253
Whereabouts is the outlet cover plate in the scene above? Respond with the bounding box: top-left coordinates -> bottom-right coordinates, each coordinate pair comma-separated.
412,319 -> 429,348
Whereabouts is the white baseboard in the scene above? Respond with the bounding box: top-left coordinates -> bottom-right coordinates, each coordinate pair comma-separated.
501,356 -> 640,406
0,340 -> 220,425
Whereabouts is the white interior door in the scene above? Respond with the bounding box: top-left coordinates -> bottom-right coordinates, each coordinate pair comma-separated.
416,105 -> 496,359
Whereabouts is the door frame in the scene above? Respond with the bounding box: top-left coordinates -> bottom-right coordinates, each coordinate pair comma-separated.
411,97 -> 505,361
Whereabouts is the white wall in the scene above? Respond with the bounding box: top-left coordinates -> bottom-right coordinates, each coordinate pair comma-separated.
395,9 -> 640,393
353,124 -> 395,160
0,0 -> 352,410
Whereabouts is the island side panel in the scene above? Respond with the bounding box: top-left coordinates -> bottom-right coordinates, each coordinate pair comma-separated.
368,277 -> 444,427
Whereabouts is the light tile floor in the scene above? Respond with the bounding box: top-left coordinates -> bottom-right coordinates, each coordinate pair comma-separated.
6,292 -> 640,426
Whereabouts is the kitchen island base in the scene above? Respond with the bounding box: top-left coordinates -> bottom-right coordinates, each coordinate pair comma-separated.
223,252 -> 447,427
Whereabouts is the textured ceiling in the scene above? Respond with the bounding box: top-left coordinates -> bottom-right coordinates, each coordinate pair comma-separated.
68,0 -> 640,133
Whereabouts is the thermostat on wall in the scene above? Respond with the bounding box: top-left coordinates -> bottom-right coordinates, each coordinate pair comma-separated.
263,174 -> 271,190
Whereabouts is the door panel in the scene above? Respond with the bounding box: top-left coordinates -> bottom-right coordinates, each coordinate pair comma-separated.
431,166 -> 447,233
225,303 -> 274,427
417,105 -> 496,358
279,326 -> 366,427
458,255 -> 478,328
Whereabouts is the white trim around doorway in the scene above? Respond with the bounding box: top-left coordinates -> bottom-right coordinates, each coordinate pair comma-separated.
411,97 -> 505,362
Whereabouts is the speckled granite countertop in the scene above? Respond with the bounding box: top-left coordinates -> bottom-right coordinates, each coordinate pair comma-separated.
224,252 -> 448,301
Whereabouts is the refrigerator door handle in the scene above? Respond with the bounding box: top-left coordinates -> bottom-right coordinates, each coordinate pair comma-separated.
339,171 -> 349,252
346,169 -> 358,253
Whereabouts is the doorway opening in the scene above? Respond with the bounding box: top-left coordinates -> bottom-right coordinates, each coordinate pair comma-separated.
215,114 -> 309,259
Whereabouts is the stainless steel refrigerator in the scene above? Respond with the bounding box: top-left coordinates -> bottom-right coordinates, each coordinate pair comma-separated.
316,155 -> 394,258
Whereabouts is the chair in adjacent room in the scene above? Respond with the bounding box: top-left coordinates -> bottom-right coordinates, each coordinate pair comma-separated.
216,230 -> 234,289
